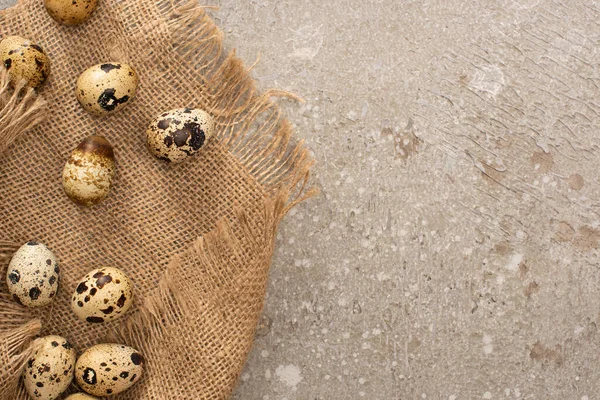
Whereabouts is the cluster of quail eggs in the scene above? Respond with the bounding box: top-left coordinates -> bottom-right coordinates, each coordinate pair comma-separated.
6,241 -> 142,399
1,0 -> 216,207
2,0 -> 218,398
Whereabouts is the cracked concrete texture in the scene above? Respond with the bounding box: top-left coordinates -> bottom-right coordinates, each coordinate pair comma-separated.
2,0 -> 600,399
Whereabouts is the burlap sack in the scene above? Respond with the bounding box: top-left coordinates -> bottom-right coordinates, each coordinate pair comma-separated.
0,0 -> 315,398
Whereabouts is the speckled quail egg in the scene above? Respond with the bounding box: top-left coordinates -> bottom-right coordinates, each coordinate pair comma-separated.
75,343 -> 144,396
23,335 -> 76,400
6,241 -> 60,308
62,135 -> 115,207
146,107 -> 215,163
71,267 -> 133,324
64,394 -> 99,400
0,36 -> 50,89
76,63 -> 138,116
44,0 -> 98,26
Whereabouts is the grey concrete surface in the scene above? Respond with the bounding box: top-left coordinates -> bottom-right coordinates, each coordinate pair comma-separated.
219,1 -> 600,399
4,0 -> 600,399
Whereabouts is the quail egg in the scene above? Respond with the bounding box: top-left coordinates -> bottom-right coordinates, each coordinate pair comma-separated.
64,394 -> 99,400
71,267 -> 133,323
0,36 -> 50,89
75,343 -> 144,396
44,0 -> 98,26
62,135 -> 116,207
23,335 -> 76,400
146,107 -> 215,163
76,63 -> 138,115
6,241 -> 60,307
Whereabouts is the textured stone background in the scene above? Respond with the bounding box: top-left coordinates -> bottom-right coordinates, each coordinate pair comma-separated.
4,1 -> 600,399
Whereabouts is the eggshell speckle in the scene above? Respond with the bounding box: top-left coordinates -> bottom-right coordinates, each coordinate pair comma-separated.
75,343 -> 144,396
62,135 -> 116,207
44,0 -> 98,26
0,36 -> 50,89
71,267 -> 133,324
6,241 -> 59,307
146,107 -> 215,163
23,335 -> 76,400
76,63 -> 138,115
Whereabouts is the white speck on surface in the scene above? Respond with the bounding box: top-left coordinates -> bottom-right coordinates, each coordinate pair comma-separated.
482,334 -> 493,355
483,392 -> 492,399
469,65 -> 505,96
275,364 -> 303,389
504,253 -> 523,271
241,372 -> 250,382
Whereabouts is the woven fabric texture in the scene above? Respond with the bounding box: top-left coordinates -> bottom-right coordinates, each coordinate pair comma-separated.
0,0 -> 314,398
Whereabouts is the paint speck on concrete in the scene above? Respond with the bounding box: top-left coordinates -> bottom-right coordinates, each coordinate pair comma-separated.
275,364 -> 303,389
483,335 -> 494,355
504,253 -> 523,272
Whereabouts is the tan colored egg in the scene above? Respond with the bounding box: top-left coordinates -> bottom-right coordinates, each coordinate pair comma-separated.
44,0 -> 98,26
64,394 -> 99,400
71,267 -> 133,324
6,241 -> 60,308
0,36 -> 50,89
23,335 -> 76,400
146,107 -> 215,163
76,63 -> 138,116
75,343 -> 144,396
62,135 -> 115,207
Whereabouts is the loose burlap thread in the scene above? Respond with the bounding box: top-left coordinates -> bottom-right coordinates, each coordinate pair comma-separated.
0,0 -> 315,399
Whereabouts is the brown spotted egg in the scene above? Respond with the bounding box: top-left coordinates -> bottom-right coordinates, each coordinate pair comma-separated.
71,267 -> 133,324
64,394 -> 99,400
6,241 -> 60,308
76,63 -> 138,116
75,343 -> 144,396
62,135 -> 116,207
146,107 -> 215,163
23,335 -> 76,400
44,0 -> 98,26
0,36 -> 50,89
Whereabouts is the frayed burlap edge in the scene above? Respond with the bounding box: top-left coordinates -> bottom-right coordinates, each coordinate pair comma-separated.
0,69 -> 47,156
0,0 -> 317,399
0,320 -> 41,397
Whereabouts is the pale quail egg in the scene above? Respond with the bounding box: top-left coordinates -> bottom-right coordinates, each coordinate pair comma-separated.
62,135 -> 116,207
23,335 -> 76,400
146,107 -> 215,163
71,267 -> 133,323
6,241 -> 59,307
76,63 -> 138,116
44,0 -> 98,26
64,394 -> 99,400
0,36 -> 50,88
75,343 -> 144,396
